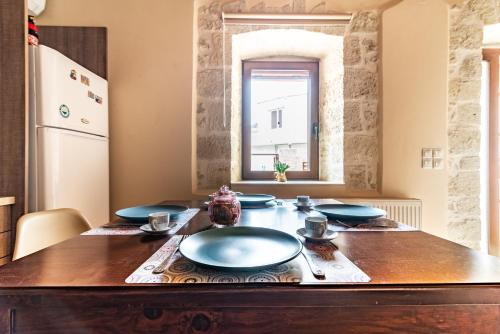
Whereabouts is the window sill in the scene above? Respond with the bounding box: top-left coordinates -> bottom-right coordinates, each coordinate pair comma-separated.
231,180 -> 343,186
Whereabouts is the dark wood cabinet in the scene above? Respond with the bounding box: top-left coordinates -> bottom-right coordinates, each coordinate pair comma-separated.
38,26 -> 108,79
0,197 -> 14,265
0,0 -> 27,259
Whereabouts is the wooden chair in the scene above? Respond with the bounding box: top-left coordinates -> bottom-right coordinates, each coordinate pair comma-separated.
12,208 -> 91,260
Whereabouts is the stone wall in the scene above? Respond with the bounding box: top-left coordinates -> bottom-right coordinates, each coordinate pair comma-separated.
448,0 -> 500,249
195,0 -> 380,192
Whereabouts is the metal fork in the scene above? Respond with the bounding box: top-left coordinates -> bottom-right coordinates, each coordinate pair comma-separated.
153,234 -> 187,274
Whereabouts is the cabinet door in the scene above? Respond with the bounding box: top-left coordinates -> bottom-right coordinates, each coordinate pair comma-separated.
0,205 -> 11,233
0,203 -> 12,265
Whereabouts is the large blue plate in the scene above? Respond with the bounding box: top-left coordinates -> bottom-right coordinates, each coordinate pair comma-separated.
236,194 -> 276,205
179,226 -> 302,270
115,205 -> 188,223
313,204 -> 386,221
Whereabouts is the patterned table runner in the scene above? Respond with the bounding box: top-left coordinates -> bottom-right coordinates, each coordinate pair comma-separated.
126,235 -> 371,284
82,209 -> 200,236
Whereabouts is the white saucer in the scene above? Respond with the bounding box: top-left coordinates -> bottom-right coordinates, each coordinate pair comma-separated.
140,223 -> 176,234
293,201 -> 314,208
296,228 -> 338,242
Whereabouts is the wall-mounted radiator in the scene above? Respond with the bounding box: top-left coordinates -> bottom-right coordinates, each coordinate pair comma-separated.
336,198 -> 422,230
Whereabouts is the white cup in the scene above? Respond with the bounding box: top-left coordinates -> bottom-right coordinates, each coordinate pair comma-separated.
148,212 -> 170,231
305,216 -> 328,237
297,195 -> 310,205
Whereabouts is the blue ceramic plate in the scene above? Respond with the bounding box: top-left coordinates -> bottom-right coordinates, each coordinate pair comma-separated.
313,204 -> 386,221
179,226 -> 302,270
115,205 -> 188,223
236,194 -> 276,205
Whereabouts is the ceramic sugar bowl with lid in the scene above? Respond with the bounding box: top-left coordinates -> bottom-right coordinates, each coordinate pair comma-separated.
208,186 -> 241,227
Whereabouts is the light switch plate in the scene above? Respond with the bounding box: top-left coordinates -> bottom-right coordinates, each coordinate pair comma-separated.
422,158 -> 433,169
422,147 -> 444,170
433,158 -> 444,169
422,148 -> 433,159
432,148 -> 443,158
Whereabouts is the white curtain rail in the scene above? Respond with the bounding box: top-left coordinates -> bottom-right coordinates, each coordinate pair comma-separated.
222,13 -> 352,25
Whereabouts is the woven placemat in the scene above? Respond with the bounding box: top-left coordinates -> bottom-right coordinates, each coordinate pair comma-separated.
82,209 -> 200,236
126,235 -> 371,284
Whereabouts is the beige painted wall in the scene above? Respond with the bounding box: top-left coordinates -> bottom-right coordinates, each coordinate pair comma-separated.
37,0 -> 194,217
381,0 -> 449,237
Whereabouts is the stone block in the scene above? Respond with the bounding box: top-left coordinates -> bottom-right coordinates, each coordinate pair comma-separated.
466,0 -> 499,25
459,156 -> 480,170
197,134 -> 231,160
197,159 -> 209,188
361,36 -> 377,53
344,68 -> 378,99
220,0 -> 243,13
449,79 -> 481,102
345,165 -> 367,190
447,217 -> 481,248
246,0 -> 293,13
459,55 -> 482,79
197,69 -> 224,98
362,100 -> 378,132
319,25 -> 345,36
363,51 -> 378,70
349,11 -> 379,33
344,135 -> 378,164
344,100 -> 362,131
449,50 -> 458,64
197,99 -> 227,134
198,5 -> 222,30
305,0 -> 326,13
450,102 -> 480,125
197,159 -> 231,189
448,128 -> 480,155
292,0 -> 306,12
206,160 -> 231,188
344,36 -> 361,66
449,24 -> 482,50
448,196 -> 480,216
448,171 -> 480,197
198,31 -> 223,68
366,165 -> 378,190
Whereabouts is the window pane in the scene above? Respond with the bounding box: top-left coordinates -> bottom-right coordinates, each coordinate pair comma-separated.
250,69 -> 310,172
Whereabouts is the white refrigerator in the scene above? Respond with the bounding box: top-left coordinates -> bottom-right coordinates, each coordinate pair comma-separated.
28,45 -> 109,227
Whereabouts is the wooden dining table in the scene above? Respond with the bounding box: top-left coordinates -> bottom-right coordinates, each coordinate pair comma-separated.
1,199 -> 500,333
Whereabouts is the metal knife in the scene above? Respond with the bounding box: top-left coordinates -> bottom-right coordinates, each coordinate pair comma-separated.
153,235 -> 185,274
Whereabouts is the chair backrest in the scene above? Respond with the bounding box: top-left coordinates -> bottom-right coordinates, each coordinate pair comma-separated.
12,208 -> 92,260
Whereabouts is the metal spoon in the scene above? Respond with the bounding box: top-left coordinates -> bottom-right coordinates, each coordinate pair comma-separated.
301,248 -> 325,279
